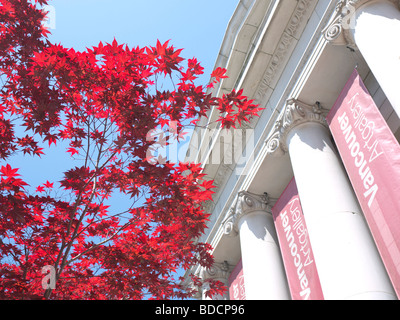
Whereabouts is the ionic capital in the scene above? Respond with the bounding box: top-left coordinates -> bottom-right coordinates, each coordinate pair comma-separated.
323,0 -> 400,50
181,271 -> 202,300
265,98 -> 328,155
223,191 -> 270,237
200,261 -> 233,300
200,261 -> 231,282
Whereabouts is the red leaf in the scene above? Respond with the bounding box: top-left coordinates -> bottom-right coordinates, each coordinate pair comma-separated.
200,179 -> 215,190
0,1 -> 262,298
44,135 -> 57,147
43,180 -> 53,189
0,164 -> 20,179
211,67 -> 228,80
67,147 -> 79,156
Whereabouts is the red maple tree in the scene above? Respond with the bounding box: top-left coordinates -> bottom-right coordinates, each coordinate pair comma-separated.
0,0 -> 261,299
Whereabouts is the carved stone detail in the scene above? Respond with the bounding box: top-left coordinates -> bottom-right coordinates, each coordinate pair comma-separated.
180,270 -> 202,300
323,0 -> 400,50
255,0 -> 313,103
265,98 -> 329,155
222,191 -> 270,237
200,261 -> 231,281
199,261 -> 233,300
222,207 -> 239,237
255,33 -> 295,102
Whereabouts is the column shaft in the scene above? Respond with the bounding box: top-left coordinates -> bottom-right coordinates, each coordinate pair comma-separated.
238,211 -> 290,300
286,121 -> 396,299
351,0 -> 400,116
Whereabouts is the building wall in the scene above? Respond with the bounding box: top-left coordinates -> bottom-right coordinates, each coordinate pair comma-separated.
183,0 -> 400,300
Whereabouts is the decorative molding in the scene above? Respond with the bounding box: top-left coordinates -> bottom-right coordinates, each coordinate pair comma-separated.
200,261 -> 232,282
200,261 -> 233,300
265,98 -> 329,155
323,0 -> 400,50
254,0 -> 313,103
222,207 -> 239,237
222,191 -> 270,237
180,269 -> 202,300
255,32 -> 296,102
286,0 -> 313,38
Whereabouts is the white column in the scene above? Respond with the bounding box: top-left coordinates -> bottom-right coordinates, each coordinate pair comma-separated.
351,0 -> 400,117
324,0 -> 400,117
224,191 -> 290,300
267,99 -> 396,299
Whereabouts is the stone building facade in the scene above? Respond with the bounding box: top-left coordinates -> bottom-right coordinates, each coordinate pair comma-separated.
183,0 -> 400,300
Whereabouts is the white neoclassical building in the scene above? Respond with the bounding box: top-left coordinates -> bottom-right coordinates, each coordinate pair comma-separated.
183,0 -> 400,300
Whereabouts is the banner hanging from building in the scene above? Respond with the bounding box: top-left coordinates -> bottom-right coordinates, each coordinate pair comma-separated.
228,259 -> 246,300
272,178 -> 324,300
326,69 -> 400,297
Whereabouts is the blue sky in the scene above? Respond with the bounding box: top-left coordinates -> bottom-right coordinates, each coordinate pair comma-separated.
12,0 -> 239,189
41,0 -> 239,288
46,0 -> 239,84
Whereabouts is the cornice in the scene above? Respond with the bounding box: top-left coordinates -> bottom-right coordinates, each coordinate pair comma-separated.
265,98 -> 329,155
323,0 -> 400,50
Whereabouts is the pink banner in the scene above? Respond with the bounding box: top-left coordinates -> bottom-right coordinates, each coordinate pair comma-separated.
228,259 -> 246,300
272,178 -> 324,300
327,69 -> 400,297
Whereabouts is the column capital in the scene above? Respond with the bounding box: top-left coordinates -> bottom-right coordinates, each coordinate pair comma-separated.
323,0 -> 400,50
200,261 -> 233,300
181,270 -> 203,300
200,261 -> 232,281
265,98 -> 329,155
223,191 -> 270,237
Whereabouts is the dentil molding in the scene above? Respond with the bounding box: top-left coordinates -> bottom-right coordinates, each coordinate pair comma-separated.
265,98 -> 329,156
323,0 -> 400,50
